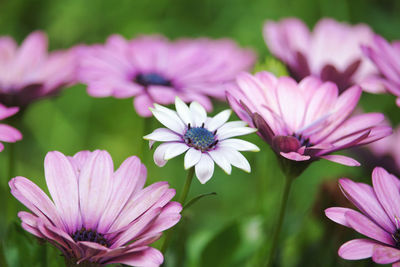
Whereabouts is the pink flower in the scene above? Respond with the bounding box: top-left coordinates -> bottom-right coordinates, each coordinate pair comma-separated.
362,34 -> 400,106
0,31 -> 77,107
78,35 -> 255,117
0,103 -> 22,151
325,167 -> 400,266
264,18 -> 382,93
9,150 -> 182,266
227,71 -> 391,168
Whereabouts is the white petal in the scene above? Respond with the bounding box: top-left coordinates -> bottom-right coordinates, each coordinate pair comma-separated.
206,109 -> 232,132
184,148 -> 202,169
222,147 -> 251,173
164,143 -> 190,160
143,128 -> 182,142
175,97 -> 193,125
151,107 -> 185,134
219,139 -> 260,152
195,154 -> 215,184
190,101 -> 207,127
153,143 -> 170,167
208,149 -> 232,174
217,126 -> 257,140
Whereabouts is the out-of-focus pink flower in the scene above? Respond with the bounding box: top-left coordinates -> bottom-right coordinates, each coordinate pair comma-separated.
264,18 -> 382,93
227,71 -> 391,169
9,150 -> 181,267
78,35 -> 256,117
368,125 -> 400,171
325,167 -> 400,266
362,34 -> 400,106
0,31 -> 77,107
0,103 -> 22,151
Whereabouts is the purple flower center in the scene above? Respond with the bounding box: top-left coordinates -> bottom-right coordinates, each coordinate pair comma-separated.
134,73 -> 172,87
72,227 -> 109,247
292,133 -> 313,147
184,123 -> 218,152
393,229 -> 400,248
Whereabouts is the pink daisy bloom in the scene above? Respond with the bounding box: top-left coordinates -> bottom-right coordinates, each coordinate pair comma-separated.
227,71 -> 391,169
78,35 -> 255,117
0,31 -> 77,107
362,34 -> 400,106
264,18 -> 382,93
325,167 -> 400,266
9,150 -> 182,266
144,97 -> 259,184
0,103 -> 22,151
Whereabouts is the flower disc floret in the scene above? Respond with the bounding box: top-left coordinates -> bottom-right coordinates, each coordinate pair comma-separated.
135,73 -> 172,87
184,124 -> 217,152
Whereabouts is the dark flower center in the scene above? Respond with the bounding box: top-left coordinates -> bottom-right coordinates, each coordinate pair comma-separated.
134,73 -> 172,87
292,133 -> 313,147
72,227 -> 109,247
393,229 -> 400,248
183,123 -> 218,152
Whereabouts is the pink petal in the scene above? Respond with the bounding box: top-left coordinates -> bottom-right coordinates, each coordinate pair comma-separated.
9,176 -> 64,229
338,239 -> 377,260
325,207 -> 353,227
134,94 -> 154,117
0,124 -> 22,142
105,247 -> 163,267
147,86 -> 177,105
44,151 -> 80,233
372,167 -> 400,228
320,155 -> 360,166
345,209 -> 394,246
108,182 -> 170,233
339,178 -> 395,233
79,150 -> 114,230
98,156 -> 146,233
372,244 -> 400,264
280,151 -> 310,161
18,211 -> 43,238
0,105 -> 19,120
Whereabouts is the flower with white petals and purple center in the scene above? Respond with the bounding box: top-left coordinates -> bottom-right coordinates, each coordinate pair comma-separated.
9,150 -> 182,266
78,35 -> 256,117
325,167 -> 400,266
144,97 -> 260,184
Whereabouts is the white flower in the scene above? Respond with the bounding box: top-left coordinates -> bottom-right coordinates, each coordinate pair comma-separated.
144,97 -> 260,184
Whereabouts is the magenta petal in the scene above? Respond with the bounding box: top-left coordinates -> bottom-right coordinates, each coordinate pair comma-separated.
325,207 -> 353,227
79,150 -> 114,230
372,167 -> 400,227
97,156 -> 145,233
44,151 -> 80,233
9,177 -> 64,229
339,178 -> 395,233
0,124 -> 22,142
134,94 -> 154,117
338,239 -> 377,260
18,211 -> 43,238
280,151 -> 310,161
320,155 -> 360,166
345,209 -> 395,246
105,247 -> 163,267
372,245 -> 400,264
0,105 -> 19,120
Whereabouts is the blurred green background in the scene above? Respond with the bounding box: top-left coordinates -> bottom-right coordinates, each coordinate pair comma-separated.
0,0 -> 400,266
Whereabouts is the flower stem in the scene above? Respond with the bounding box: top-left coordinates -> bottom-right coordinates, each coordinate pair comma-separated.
265,174 -> 294,267
160,167 -> 195,254
8,142 -> 15,180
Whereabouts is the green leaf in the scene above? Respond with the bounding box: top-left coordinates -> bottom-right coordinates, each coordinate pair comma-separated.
253,57 -> 289,77
183,192 -> 217,211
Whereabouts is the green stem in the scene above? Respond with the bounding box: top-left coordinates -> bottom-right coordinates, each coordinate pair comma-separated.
160,167 -> 195,254
0,242 -> 8,267
8,142 -> 15,180
265,175 -> 294,267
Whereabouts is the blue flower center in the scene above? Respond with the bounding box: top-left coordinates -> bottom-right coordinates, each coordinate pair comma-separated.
292,133 -> 313,147
393,229 -> 400,248
183,124 -> 218,152
135,73 -> 172,87
71,227 -> 109,247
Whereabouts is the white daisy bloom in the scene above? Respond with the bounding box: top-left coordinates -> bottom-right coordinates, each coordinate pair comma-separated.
144,97 -> 260,184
